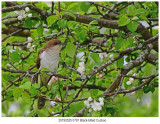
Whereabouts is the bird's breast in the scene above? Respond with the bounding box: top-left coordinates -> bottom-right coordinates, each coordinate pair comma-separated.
40,47 -> 60,72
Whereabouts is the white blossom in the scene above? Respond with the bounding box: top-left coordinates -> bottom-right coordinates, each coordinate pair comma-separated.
25,7 -> 30,12
17,16 -> 23,20
79,62 -> 85,67
131,91 -> 136,95
27,37 -> 33,42
28,13 -> 32,17
43,23 -> 48,27
27,43 -> 32,48
99,53 -> 107,60
98,97 -> 104,102
84,100 -> 90,108
83,97 -> 105,112
88,97 -> 92,102
126,80 -> 132,85
77,67 -> 85,75
77,62 -> 85,75
22,14 -> 27,18
15,10 -> 25,16
133,73 -> 136,76
129,78 -> 134,81
109,54 -> 114,59
137,98 -> 140,102
96,105 -> 102,111
44,28 -> 49,33
99,101 -> 104,106
32,45 -> 36,48
50,101 -> 56,107
84,100 -> 89,106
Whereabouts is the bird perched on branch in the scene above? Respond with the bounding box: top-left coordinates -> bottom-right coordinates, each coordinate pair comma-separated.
36,39 -> 65,109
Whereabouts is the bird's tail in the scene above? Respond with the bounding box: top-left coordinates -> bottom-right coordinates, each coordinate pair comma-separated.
37,74 -> 52,109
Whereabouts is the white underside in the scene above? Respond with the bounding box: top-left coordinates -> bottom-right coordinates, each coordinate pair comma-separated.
40,46 -> 60,72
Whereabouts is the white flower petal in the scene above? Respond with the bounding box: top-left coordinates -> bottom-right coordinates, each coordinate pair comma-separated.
88,97 -> 92,102
27,37 -> 33,42
17,16 -> 23,20
28,13 -> 32,17
79,62 -> 85,67
27,43 -> 32,48
25,7 -> 30,12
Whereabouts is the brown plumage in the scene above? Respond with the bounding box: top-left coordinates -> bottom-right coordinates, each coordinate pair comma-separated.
36,39 -> 62,69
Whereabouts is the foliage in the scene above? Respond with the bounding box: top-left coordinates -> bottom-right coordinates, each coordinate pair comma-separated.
1,1 -> 158,117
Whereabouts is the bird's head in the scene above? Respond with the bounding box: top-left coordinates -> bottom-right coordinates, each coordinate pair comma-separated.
45,39 -> 65,52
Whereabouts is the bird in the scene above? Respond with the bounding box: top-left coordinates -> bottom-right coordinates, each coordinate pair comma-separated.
36,39 -> 64,109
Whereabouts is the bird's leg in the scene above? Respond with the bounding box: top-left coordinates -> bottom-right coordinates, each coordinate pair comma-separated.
31,69 -> 41,84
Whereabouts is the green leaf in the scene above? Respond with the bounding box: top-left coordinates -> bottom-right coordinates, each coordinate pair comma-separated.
127,21 -> 138,32
29,87 -> 38,97
128,5 -> 136,15
72,81 -> 81,87
57,19 -> 67,28
132,16 -> 139,21
51,83 -> 59,94
67,21 -> 77,28
22,92 -> 31,104
20,81 -> 31,89
75,27 -> 88,43
32,83 -> 40,89
27,110 -> 36,117
80,2 -> 90,12
117,57 -> 124,68
65,42 -> 76,58
40,86 -> 47,92
90,53 -> 100,64
150,86 -> 155,93
71,73 -> 77,82
6,90 -> 13,99
61,49 -> 66,61
115,37 -> 126,50
118,15 -> 130,26
143,86 -> 150,93
90,89 -> 99,98
2,23 -> 7,28
2,2 -> 6,8
89,20 -> 98,25
67,101 -> 84,116
47,15 -> 58,26
89,25 -> 99,33
91,111 -> 100,117
62,12 -> 76,20
37,23 -> 44,37
13,87 -> 24,99
10,51 -> 21,63
24,18 -> 32,29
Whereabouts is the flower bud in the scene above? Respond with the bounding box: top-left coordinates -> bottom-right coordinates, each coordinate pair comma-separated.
27,37 -> 33,42
27,43 -> 32,48
28,13 -> 32,17
25,7 -> 30,12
